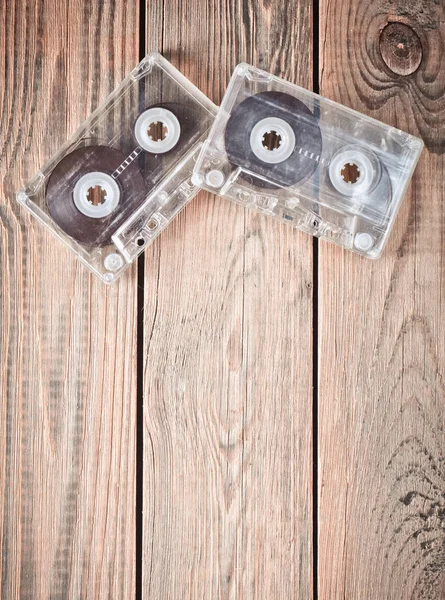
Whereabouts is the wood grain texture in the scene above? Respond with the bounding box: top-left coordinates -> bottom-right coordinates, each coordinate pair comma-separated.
143,0 -> 314,597
0,1 -> 138,598
318,1 -> 445,598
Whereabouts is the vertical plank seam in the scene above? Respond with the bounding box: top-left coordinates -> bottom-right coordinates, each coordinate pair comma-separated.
313,0 -> 320,597
241,203 -> 247,596
136,2 -> 147,598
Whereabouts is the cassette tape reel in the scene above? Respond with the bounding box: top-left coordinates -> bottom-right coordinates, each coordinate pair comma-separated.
193,63 -> 423,258
17,52 -> 217,282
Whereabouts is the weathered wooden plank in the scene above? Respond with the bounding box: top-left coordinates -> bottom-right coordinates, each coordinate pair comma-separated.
0,1 -> 138,598
318,1 -> 445,598
143,0 -> 314,597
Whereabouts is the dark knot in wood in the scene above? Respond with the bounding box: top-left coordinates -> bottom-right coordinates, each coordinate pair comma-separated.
379,22 -> 423,76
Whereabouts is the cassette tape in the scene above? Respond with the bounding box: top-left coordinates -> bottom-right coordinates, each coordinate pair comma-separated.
17,52 -> 217,282
193,63 -> 423,258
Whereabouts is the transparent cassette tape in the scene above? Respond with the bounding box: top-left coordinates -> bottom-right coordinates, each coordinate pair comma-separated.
17,52 -> 217,282
193,63 -> 423,257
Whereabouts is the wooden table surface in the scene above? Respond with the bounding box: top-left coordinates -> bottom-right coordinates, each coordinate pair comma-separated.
1,0 -> 444,598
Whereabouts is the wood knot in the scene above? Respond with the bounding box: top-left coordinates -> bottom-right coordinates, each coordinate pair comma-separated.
379,23 -> 422,76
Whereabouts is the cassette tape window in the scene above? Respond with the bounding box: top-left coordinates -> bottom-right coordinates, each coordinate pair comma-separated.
193,63 -> 423,258
17,52 -> 217,283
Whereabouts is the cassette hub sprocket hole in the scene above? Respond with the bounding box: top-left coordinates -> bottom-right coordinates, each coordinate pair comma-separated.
134,107 -> 181,153
262,130 -> 282,151
87,185 -> 107,206
341,162 -> 361,185
246,111 -> 301,167
147,121 -> 168,142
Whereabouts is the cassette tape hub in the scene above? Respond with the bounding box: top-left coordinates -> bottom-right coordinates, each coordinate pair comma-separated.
17,52 -> 217,282
193,63 -> 423,258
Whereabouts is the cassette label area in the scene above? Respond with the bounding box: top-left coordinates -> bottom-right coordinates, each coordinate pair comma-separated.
17,52 -> 217,282
193,63 -> 423,258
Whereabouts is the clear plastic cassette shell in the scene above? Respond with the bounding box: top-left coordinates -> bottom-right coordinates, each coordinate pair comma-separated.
193,63 -> 423,258
17,52 -> 217,282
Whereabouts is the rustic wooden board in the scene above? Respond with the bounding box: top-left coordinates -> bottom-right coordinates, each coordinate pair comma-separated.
318,1 -> 445,598
143,0 -> 314,597
0,1 -> 138,598
5,0 -> 443,596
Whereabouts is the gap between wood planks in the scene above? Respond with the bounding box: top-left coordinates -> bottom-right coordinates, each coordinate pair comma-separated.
312,0 -> 320,597
136,2 -> 147,598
